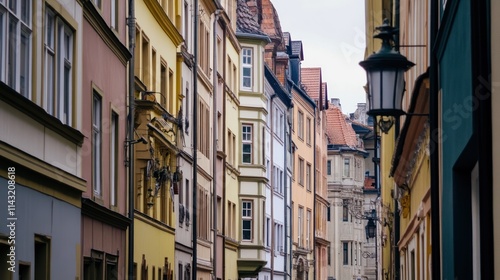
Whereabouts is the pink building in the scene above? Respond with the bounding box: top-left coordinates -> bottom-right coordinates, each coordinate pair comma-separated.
80,0 -> 131,278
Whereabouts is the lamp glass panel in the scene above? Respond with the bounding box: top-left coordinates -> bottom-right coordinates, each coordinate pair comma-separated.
367,70 -> 381,111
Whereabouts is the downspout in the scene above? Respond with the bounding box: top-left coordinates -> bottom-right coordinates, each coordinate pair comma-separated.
312,106 -> 317,280
283,108 -> 288,280
192,0 -> 199,278
429,0 -> 440,279
270,93 -> 278,280
393,1 -> 401,278
212,9 -> 221,280
221,20 -> 227,280
127,0 -> 135,278
285,103 -> 293,280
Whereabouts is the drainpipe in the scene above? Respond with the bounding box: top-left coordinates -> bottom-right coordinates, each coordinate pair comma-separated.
192,0 -> 199,278
285,102 -> 293,280
393,2 -> 401,279
429,0 -> 440,279
212,9 -> 221,280
221,19 -> 227,280
127,0 -> 135,277
312,106 -> 317,280
270,93 -> 278,279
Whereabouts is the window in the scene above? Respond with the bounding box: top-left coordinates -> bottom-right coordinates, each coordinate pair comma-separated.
298,111 -> 304,139
178,263 -> 183,280
110,112 -> 118,206
242,200 -> 252,240
106,254 -> 118,280
197,99 -> 210,157
93,93 -> 102,197
35,235 -> 51,279
0,0 -> 32,97
197,188 -> 210,240
241,48 -> 252,89
275,222 -> 283,252
184,179 -> 189,208
343,158 -> 351,177
242,124 -> 252,163
298,206 -> 304,248
44,8 -> 73,125
342,199 -> 349,221
298,158 -> 304,186
306,117 -> 311,144
327,160 -> 331,175
266,217 -> 270,247
183,1 -> 189,48
343,242 -> 348,265
306,163 -> 311,191
217,196 -> 222,233
93,0 -> 102,9
306,209 -> 311,249
198,21 -> 209,74
110,0 -> 118,30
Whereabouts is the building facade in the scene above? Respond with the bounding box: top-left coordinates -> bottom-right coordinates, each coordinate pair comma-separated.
81,0 -> 131,278
0,0 -> 86,278
132,0 -> 183,277
236,0 -> 270,277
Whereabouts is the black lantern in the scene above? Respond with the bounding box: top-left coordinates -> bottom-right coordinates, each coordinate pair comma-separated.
359,18 -> 415,129
365,218 -> 377,239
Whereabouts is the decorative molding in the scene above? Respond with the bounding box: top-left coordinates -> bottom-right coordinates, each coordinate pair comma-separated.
143,0 -> 184,46
82,0 -> 131,66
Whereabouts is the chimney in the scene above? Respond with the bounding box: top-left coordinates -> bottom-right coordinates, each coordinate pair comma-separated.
330,98 -> 342,110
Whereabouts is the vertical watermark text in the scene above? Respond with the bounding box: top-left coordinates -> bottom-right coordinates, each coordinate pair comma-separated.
6,167 -> 16,273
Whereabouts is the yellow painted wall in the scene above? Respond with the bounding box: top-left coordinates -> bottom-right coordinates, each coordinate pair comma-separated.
380,126 -> 395,279
291,88 -> 315,279
134,217 -> 176,279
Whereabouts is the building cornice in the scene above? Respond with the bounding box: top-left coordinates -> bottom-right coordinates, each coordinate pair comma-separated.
0,83 -> 84,145
82,0 -> 131,66
143,0 -> 184,46
82,198 -> 130,230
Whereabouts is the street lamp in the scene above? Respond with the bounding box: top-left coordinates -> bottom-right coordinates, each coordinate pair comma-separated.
365,218 -> 377,239
359,18 -> 415,133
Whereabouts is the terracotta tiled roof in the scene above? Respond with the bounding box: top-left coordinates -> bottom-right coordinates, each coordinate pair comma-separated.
301,67 -> 322,101
325,102 -> 359,147
236,0 -> 266,36
260,0 -> 283,40
364,176 -> 376,190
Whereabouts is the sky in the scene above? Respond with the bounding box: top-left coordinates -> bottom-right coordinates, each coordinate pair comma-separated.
271,0 -> 367,115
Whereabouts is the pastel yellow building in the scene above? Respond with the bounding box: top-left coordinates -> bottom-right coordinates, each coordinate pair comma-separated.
133,0 -> 183,278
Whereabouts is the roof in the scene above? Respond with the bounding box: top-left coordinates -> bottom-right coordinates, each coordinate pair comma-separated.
260,0 -> 283,41
236,0 -> 266,36
325,102 -> 359,147
301,67 -> 322,101
290,41 -> 303,59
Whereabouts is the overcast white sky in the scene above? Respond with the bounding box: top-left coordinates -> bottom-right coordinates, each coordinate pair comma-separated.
271,0 -> 367,114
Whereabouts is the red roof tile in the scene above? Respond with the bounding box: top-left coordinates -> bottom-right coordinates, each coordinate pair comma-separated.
301,67 -> 322,101
325,102 -> 359,147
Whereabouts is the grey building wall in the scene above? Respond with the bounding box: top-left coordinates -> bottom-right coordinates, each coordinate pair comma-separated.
0,178 -> 81,279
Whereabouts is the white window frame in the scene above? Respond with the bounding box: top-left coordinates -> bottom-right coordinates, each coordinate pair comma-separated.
306,163 -> 311,191
242,124 -> 252,164
44,8 -> 74,125
242,200 -> 253,241
241,47 -> 252,90
298,206 -> 304,248
0,0 -> 32,97
111,0 -> 118,30
343,157 -> 351,178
